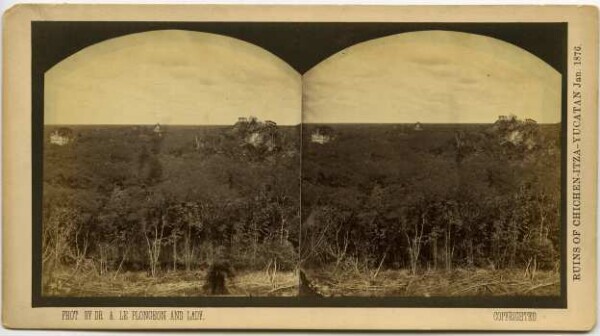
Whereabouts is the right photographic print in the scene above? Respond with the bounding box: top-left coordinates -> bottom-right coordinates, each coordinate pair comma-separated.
301,30 -> 561,298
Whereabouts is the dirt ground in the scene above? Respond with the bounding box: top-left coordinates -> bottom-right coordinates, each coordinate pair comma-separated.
43,269 -> 298,297
44,266 -> 559,298
304,267 -> 560,297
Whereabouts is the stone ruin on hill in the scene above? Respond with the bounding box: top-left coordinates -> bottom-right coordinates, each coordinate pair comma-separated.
233,116 -> 279,151
492,115 -> 540,150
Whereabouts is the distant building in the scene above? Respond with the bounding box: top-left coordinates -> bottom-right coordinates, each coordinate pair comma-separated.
525,118 -> 537,124
414,122 -> 423,131
153,123 -> 163,137
232,116 -> 279,151
311,127 -> 334,144
49,127 -> 74,146
246,132 -> 264,147
493,114 -> 541,150
494,115 -> 520,132
311,133 -> 329,144
245,130 -> 278,151
506,130 -> 524,145
497,114 -> 517,123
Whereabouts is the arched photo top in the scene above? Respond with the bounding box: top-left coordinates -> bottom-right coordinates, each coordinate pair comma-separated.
303,30 -> 561,124
45,30 -> 301,126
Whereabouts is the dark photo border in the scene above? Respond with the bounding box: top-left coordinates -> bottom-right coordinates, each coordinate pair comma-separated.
32,21 -> 567,308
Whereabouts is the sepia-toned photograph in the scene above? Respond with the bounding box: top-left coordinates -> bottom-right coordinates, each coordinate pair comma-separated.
41,28 -> 563,299
3,4 -> 597,331
43,30 -> 302,297
300,31 -> 562,297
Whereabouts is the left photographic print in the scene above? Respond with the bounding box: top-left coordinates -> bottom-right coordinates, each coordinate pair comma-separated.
42,30 -> 302,297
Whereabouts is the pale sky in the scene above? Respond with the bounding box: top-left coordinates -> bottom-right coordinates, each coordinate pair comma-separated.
303,30 -> 561,124
45,30 -> 301,125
